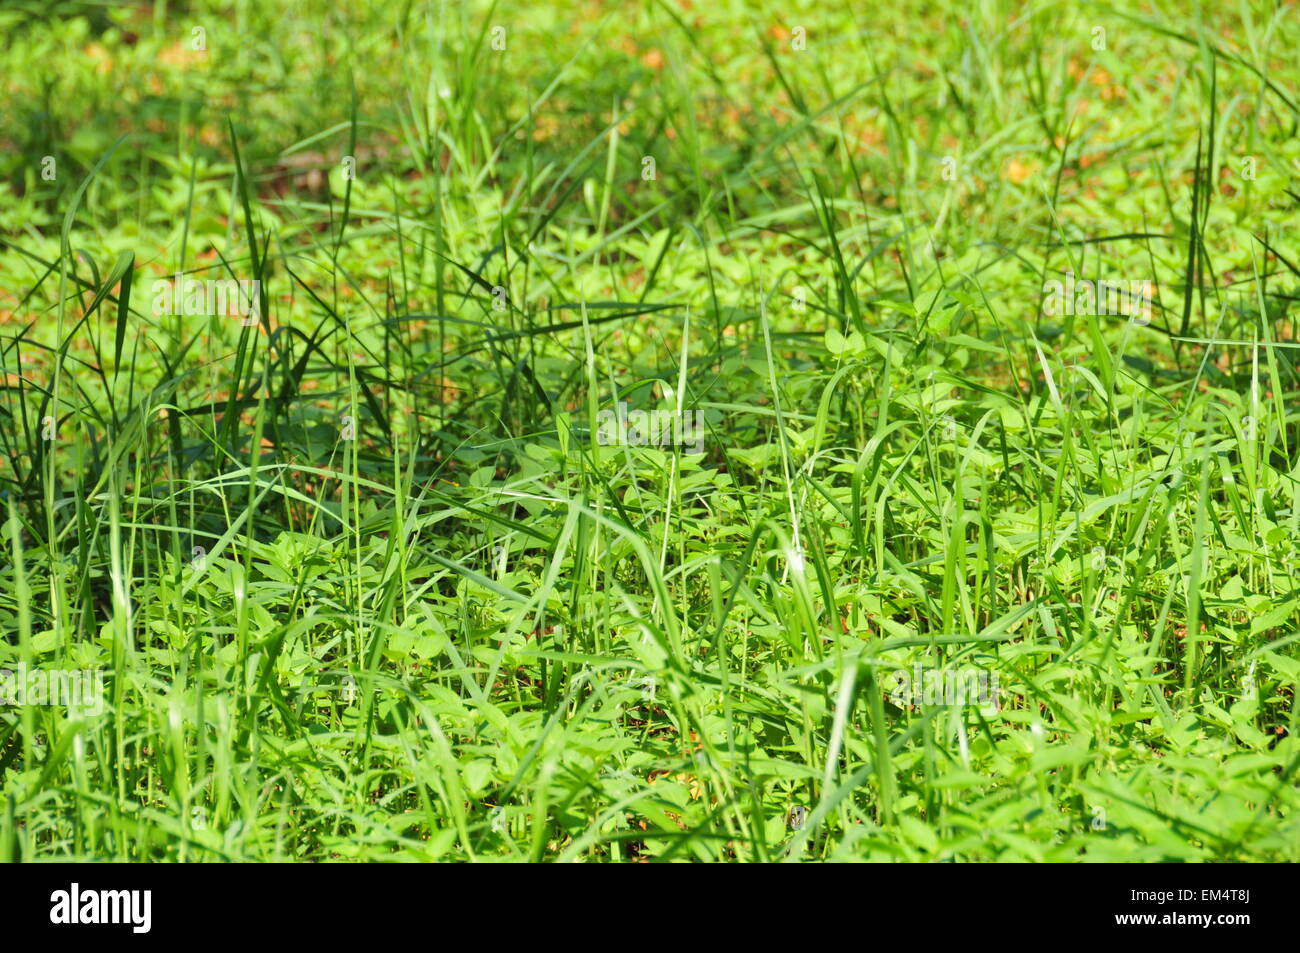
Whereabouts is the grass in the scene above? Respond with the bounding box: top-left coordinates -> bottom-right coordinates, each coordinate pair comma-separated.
0,0 -> 1298,862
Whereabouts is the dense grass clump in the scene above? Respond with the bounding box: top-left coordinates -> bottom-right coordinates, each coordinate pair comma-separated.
0,0 -> 1298,861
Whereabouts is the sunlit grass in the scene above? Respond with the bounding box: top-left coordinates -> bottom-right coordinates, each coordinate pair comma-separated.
0,0 -> 1298,861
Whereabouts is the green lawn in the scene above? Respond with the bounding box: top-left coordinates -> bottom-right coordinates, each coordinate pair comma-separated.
1,0 -> 1298,861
